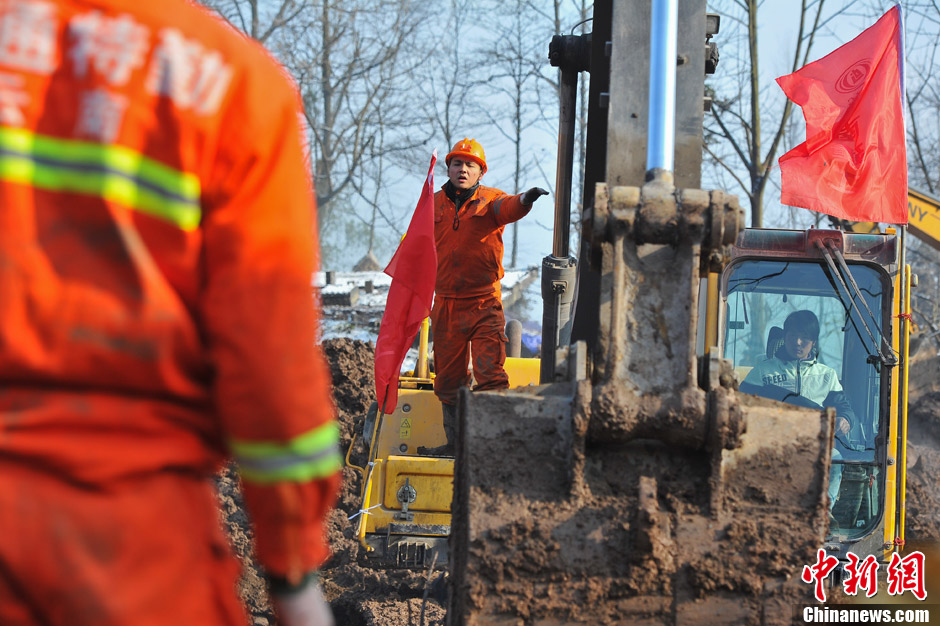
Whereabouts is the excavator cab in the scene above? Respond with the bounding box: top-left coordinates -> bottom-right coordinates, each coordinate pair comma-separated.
720,227 -> 907,559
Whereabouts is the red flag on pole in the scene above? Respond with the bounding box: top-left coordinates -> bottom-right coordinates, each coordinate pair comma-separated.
776,5 -> 907,224
374,153 -> 438,413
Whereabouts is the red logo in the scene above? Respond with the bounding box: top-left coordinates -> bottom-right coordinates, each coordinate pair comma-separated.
802,549 -> 840,602
843,552 -> 880,597
801,550 -> 929,603
887,551 -> 927,601
835,60 -> 871,93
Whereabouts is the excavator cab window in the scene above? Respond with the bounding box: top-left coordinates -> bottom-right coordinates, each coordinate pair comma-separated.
722,258 -> 890,540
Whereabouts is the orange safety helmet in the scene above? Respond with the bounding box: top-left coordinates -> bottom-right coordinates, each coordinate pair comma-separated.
445,138 -> 487,174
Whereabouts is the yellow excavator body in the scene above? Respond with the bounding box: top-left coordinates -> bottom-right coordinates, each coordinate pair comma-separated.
346,321 -> 540,569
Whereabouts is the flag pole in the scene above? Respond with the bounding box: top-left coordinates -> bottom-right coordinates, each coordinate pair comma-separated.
895,224 -> 911,552
380,385 -> 390,417
894,1 -> 909,553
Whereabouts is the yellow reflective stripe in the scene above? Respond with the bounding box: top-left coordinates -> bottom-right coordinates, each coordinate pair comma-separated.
0,154 -> 201,229
0,126 -> 201,230
2,128 -> 201,199
231,422 -> 342,485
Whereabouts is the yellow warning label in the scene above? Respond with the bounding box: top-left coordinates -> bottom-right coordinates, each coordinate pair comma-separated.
400,417 -> 411,439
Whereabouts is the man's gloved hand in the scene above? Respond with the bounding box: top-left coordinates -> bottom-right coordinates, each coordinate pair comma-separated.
521,187 -> 549,205
272,579 -> 335,626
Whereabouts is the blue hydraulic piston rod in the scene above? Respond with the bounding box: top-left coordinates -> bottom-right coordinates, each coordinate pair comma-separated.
647,0 -> 678,174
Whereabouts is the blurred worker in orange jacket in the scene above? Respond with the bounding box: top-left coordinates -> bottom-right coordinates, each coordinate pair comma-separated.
423,138 -> 548,456
0,1 -> 340,625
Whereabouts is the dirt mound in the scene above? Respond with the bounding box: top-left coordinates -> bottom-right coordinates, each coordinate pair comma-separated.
319,338 -> 446,625
904,391 -> 940,542
216,465 -> 274,625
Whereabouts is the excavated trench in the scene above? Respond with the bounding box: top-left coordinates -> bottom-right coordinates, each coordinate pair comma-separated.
217,339 -> 940,625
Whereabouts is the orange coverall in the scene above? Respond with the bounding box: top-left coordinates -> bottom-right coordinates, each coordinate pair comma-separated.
432,184 -> 530,405
0,1 -> 341,624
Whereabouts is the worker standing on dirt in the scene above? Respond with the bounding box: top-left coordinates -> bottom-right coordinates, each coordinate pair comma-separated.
422,138 -> 548,456
0,2 -> 340,625
741,310 -> 861,512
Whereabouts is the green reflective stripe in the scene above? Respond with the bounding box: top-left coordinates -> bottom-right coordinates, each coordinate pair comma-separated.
0,126 -> 201,230
231,422 -> 342,485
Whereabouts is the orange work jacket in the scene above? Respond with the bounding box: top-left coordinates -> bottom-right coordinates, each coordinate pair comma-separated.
0,0 -> 340,582
433,185 -> 530,298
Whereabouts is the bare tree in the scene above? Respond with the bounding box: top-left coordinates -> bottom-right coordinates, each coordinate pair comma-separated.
476,0 -> 591,267
902,2 -> 940,196
202,0 -> 435,268
478,0 -> 551,267
898,1 -> 940,346
280,2 -> 434,228
200,0 -> 585,272
528,0 -> 592,257
418,0 -> 484,151
704,0 -> 847,227
206,0 -> 305,43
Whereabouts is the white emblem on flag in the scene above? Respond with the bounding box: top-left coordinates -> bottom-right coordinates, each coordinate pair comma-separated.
68,10 -> 150,86
0,0 -> 58,75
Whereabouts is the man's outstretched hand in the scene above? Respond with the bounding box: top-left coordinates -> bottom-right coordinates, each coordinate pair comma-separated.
521,187 -> 549,205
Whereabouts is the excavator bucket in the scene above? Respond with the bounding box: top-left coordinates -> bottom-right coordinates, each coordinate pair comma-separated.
451,397 -> 834,623
450,315 -> 835,626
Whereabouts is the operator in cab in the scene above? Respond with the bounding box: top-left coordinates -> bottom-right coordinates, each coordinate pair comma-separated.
740,310 -> 861,513
421,138 -> 548,456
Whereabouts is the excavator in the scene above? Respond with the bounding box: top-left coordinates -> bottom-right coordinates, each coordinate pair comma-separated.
446,0 -> 918,623
347,0 -> 920,621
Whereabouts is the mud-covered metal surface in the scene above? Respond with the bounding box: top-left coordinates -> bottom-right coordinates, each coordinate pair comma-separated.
443,162 -> 838,622
449,381 -> 835,625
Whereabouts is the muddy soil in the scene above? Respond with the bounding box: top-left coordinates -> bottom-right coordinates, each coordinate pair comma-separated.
903,390 -> 940,543
217,340 -> 940,625
317,338 -> 446,626
216,338 -> 445,626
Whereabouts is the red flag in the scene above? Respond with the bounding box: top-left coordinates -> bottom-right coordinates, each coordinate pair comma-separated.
777,6 -> 907,224
374,153 -> 438,413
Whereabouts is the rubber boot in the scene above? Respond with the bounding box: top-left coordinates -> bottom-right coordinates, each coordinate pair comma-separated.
418,403 -> 456,457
